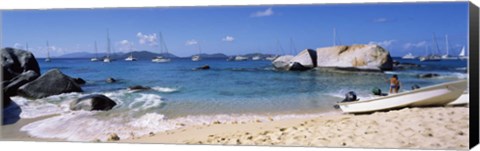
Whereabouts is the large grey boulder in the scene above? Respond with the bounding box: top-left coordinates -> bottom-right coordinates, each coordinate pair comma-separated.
272,55 -> 294,70
17,69 -> 83,99
316,44 -> 393,71
1,48 -> 41,81
289,49 -> 317,71
70,94 -> 117,111
1,48 -> 41,107
271,49 -> 318,71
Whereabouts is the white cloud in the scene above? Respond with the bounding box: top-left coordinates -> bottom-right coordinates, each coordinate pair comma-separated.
222,36 -> 235,42
116,40 -> 134,51
373,18 -> 388,23
251,8 -> 274,17
136,32 -> 158,47
403,41 -> 427,50
185,39 -> 198,45
368,40 -> 395,47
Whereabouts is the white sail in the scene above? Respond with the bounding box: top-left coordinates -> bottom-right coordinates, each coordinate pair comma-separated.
459,46 -> 466,57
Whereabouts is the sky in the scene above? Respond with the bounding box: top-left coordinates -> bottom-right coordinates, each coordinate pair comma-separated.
2,2 -> 470,57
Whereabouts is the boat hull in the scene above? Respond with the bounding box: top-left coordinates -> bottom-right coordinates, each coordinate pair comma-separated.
337,80 -> 467,113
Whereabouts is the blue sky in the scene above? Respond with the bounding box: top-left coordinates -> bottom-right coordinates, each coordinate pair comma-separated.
2,2 -> 469,57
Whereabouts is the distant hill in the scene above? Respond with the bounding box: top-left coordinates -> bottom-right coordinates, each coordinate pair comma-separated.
242,53 -> 275,58
120,51 -> 179,59
58,52 -> 98,58
189,53 -> 228,59
59,51 -> 178,59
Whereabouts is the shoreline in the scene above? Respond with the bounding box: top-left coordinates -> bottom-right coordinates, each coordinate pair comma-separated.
121,106 -> 469,150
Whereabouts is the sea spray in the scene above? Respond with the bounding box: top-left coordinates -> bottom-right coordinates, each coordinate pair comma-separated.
151,86 -> 179,93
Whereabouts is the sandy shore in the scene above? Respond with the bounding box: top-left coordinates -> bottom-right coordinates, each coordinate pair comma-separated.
122,106 -> 469,150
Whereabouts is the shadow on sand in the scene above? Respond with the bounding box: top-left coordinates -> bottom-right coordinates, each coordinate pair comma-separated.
2,101 -> 22,125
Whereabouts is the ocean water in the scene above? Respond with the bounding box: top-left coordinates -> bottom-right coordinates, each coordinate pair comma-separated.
5,57 -> 468,141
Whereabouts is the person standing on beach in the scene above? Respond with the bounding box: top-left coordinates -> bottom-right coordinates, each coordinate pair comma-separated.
389,75 -> 401,94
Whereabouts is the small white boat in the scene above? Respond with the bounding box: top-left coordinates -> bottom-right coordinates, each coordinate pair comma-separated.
152,56 -> 170,63
125,53 -> 137,61
90,58 -> 98,62
337,80 -> 467,113
419,55 -> 441,62
402,53 -> 416,59
192,55 -> 201,61
103,57 -> 111,63
234,56 -> 248,61
265,55 -> 279,61
252,56 -> 262,60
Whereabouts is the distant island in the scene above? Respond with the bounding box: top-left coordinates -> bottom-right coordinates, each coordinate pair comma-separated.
58,51 -> 276,60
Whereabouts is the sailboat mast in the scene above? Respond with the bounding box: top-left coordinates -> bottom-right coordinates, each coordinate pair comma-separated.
289,38 -> 296,55
157,32 -> 163,54
107,29 -> 111,58
94,41 -> 98,58
432,33 -> 441,55
333,28 -> 336,46
25,42 -> 29,51
445,35 -> 449,55
46,41 -> 50,58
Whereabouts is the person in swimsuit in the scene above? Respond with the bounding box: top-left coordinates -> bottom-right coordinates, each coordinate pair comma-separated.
389,74 -> 401,93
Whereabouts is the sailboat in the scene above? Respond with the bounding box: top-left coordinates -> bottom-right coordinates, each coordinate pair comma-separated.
45,41 -> 51,62
458,46 -> 468,60
103,30 -> 112,63
125,52 -> 137,61
402,53 -> 416,59
441,35 -> 456,60
90,41 -> 99,62
420,34 -> 442,62
191,43 -> 202,61
152,32 -> 171,63
252,55 -> 262,60
125,45 -> 137,61
234,55 -> 248,61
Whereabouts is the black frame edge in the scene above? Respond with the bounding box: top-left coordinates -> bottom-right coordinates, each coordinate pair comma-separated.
469,1 -> 480,149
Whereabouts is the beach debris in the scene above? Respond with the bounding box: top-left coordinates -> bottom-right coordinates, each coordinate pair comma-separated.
17,69 -> 83,99
70,94 -> 117,111
106,77 -> 117,83
213,121 -> 221,124
107,133 -> 120,141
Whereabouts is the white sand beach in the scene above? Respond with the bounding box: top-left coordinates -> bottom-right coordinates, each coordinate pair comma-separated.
121,106 -> 469,150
